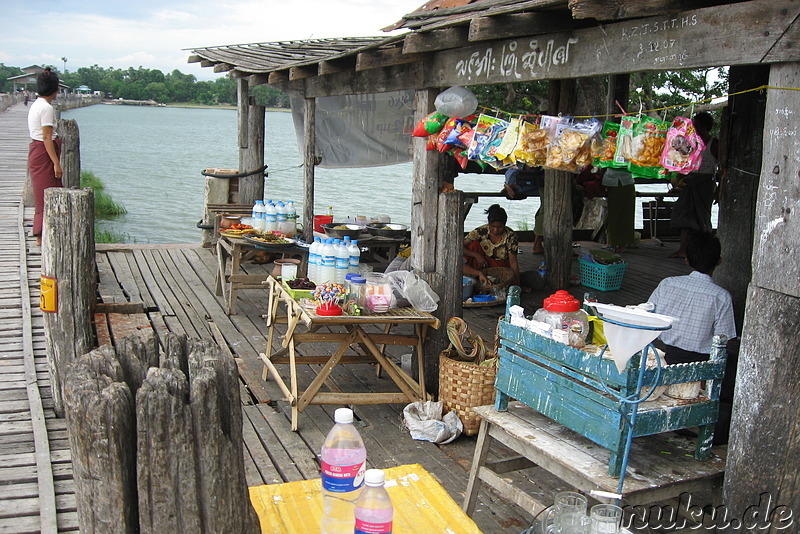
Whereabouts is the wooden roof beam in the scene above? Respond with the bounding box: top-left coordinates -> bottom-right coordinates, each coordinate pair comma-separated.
187,54 -> 202,64
289,66 -> 316,81
568,0 -> 719,21
356,48 -> 427,72
318,57 -> 357,76
213,63 -> 234,73
469,11 -> 594,42
402,27 -> 470,54
268,70 -> 290,84
200,60 -> 215,68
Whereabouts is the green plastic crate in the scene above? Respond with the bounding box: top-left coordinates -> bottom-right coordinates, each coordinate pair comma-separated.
578,258 -> 627,291
283,280 -> 314,300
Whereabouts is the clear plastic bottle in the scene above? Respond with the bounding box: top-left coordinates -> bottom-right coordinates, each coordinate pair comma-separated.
276,201 -> 287,233
336,237 -> 351,284
251,200 -> 266,232
320,239 -> 337,284
264,201 -> 277,233
285,201 -> 297,237
354,469 -> 393,534
308,236 -> 322,283
348,240 -> 361,275
321,408 -> 367,534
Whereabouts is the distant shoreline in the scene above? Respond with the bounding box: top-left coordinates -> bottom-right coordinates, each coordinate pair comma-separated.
165,102 -> 290,112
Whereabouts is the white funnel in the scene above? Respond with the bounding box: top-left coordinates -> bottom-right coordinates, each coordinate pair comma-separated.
589,303 -> 677,373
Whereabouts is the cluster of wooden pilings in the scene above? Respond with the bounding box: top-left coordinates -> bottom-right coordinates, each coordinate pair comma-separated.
63,332 -> 258,533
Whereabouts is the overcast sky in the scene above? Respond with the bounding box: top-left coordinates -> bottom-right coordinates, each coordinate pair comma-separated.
1,0 -> 424,80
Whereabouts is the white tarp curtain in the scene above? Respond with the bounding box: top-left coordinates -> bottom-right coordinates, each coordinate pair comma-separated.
289,90 -> 415,168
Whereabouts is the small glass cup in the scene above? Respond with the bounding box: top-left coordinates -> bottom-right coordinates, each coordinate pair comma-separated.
551,491 -> 588,534
589,504 -> 623,534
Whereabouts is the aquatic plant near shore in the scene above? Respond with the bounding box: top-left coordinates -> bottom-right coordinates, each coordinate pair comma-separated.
80,170 -> 130,243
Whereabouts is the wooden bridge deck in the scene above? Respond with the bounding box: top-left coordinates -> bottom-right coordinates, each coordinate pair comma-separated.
1,101 -> 693,533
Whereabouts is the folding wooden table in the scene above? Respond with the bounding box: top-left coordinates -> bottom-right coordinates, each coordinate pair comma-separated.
260,276 -> 440,430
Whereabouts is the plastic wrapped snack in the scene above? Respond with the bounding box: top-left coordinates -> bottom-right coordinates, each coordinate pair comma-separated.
546,118 -> 599,172
612,116 -> 638,167
594,121 -> 620,168
513,121 -> 549,166
661,116 -> 706,174
493,117 -> 521,167
628,117 -> 670,179
467,114 -> 508,164
412,111 -> 449,137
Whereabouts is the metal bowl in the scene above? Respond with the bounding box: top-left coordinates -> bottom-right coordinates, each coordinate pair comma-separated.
321,223 -> 364,239
366,223 -> 409,239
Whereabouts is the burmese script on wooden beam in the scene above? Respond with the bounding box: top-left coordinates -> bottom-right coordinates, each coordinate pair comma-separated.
430,0 -> 800,86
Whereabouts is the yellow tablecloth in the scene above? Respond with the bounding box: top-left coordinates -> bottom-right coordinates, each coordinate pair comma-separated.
249,463 -> 482,533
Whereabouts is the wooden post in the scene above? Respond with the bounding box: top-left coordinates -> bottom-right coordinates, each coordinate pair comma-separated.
42,187 -> 96,416
63,346 -> 138,534
303,97 -> 316,243
411,89 -> 442,274
724,62 -> 800,528
237,77 -> 265,205
715,65 -> 769,332
543,79 -> 576,290
64,332 -> 258,534
57,118 -> 80,189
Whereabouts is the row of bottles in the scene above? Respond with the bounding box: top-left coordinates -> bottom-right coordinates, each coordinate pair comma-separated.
321,408 -> 393,534
250,199 -> 297,236
307,236 -> 360,285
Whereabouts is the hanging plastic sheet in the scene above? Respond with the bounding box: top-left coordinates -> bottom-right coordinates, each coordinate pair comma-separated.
289,89 -> 415,168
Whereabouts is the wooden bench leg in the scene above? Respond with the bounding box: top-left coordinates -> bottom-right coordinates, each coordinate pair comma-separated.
695,424 -> 715,461
495,390 -> 510,411
463,418 -> 493,517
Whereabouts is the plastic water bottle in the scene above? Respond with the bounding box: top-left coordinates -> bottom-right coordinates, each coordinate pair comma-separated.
538,261 -> 548,279
251,200 -> 266,232
336,237 -> 351,284
354,469 -> 393,534
348,240 -> 361,275
285,201 -> 297,237
264,201 -> 277,233
276,201 -> 287,233
321,408 -> 366,534
320,239 -> 337,284
308,236 -> 321,283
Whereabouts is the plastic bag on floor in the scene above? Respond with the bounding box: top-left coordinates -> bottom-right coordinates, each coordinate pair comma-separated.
402,401 -> 463,444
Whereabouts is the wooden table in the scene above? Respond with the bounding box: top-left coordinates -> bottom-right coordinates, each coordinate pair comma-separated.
249,463 -> 481,533
463,403 -> 726,519
214,234 -> 308,314
260,276 -> 440,431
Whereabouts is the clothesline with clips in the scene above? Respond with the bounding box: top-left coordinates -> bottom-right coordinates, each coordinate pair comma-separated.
475,84 -> 800,122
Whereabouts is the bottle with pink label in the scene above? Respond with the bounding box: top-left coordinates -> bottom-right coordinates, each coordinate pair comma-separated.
320,408 -> 367,534
354,469 -> 393,534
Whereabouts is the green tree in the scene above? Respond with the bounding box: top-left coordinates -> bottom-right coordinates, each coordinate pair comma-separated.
145,82 -> 169,103
0,64 -> 24,93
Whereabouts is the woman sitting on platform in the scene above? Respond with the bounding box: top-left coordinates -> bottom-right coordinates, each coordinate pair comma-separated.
463,204 -> 520,290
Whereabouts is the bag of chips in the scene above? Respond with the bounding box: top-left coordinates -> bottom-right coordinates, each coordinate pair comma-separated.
612,116 -> 638,167
493,117 -> 521,167
546,118 -> 599,173
467,114 -> 507,163
594,121 -> 620,168
513,121 -> 548,167
413,112 -> 449,137
628,117 -> 670,179
661,116 -> 706,174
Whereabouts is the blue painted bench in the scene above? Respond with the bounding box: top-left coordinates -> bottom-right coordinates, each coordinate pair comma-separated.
494,286 -> 727,478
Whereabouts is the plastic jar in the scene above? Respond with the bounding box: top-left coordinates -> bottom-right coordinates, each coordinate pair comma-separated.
364,273 -> 392,313
532,290 -> 589,348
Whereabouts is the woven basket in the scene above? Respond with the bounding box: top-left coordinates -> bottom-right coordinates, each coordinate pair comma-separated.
438,344 -> 498,436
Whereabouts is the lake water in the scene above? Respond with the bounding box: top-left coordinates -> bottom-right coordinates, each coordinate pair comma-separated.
64,105 -> 691,244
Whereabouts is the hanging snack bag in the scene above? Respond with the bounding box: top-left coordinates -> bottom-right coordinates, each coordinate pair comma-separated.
467,114 -> 506,162
661,116 -> 706,174
612,116 -> 638,167
412,111 -> 449,137
435,117 -> 461,153
480,119 -> 510,168
594,121 -> 620,168
628,117 -> 670,179
546,118 -> 599,172
425,135 -> 438,151
494,117 -> 521,167
513,120 -> 548,167
443,116 -> 476,150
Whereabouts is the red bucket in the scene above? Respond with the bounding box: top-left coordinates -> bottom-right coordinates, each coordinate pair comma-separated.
313,215 -> 333,233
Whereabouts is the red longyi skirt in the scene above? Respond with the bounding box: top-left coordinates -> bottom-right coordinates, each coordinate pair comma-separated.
28,139 -> 62,236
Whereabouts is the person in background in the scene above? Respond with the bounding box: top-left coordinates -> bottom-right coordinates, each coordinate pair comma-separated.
649,231 -> 737,444
669,111 -> 719,258
23,90 -> 30,106
602,167 -> 636,253
27,68 -> 62,246
463,204 -> 520,290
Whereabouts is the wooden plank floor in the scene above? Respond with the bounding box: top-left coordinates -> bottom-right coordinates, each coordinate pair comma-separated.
0,103 -> 77,533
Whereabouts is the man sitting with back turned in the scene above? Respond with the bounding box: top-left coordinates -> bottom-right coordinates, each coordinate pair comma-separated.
649,231 -> 737,365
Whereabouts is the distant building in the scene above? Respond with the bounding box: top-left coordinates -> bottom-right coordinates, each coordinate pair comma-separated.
8,65 -> 70,95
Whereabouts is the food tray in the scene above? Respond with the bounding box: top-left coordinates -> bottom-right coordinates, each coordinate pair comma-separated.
244,235 -> 296,248
282,280 -> 314,300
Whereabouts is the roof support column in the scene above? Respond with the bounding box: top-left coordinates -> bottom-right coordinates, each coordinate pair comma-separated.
302,96 -> 316,244
237,77 -> 265,204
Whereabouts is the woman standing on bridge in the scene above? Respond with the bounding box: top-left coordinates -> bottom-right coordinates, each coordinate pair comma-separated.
27,68 -> 62,246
